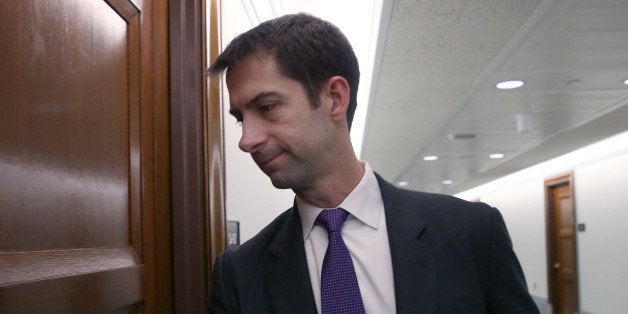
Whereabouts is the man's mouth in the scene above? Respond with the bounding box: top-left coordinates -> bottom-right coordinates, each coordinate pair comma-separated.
254,151 -> 283,169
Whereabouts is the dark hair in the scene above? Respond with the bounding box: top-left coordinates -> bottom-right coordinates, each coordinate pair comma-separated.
208,13 -> 360,129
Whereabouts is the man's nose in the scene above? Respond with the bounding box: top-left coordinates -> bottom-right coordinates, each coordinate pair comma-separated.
238,120 -> 266,153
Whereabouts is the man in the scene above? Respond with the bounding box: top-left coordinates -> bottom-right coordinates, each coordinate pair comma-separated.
206,13 -> 539,314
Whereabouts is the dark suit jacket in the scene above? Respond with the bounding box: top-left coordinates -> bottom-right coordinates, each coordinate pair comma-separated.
207,174 -> 539,313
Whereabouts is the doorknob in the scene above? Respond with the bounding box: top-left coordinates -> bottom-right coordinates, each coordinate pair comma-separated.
553,262 -> 560,269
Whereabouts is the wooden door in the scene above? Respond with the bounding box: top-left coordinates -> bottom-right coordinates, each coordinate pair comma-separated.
0,0 -> 171,312
546,174 -> 579,314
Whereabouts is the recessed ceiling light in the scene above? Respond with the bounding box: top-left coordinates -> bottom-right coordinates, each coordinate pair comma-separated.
398,181 -> 408,186
490,153 -> 505,159
496,80 -> 524,90
423,155 -> 438,161
442,180 -> 453,185
624,78 -> 628,85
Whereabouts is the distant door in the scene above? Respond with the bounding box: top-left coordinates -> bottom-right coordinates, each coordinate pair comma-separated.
0,0 -> 171,312
546,174 -> 579,314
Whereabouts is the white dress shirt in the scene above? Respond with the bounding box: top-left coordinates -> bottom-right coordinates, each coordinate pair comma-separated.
297,162 -> 396,314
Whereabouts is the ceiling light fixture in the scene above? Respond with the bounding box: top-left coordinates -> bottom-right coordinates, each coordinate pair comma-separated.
398,181 -> 408,186
624,78 -> 628,85
442,180 -> 453,185
423,155 -> 438,161
496,80 -> 524,90
566,78 -> 582,87
516,113 -> 532,133
456,130 -> 628,201
489,153 -> 505,159
447,133 -> 476,140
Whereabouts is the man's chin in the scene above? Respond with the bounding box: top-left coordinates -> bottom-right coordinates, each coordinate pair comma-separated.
268,176 -> 293,189
263,166 -> 308,190
266,171 -> 304,190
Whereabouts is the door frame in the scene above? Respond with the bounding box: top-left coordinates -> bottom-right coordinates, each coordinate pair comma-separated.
169,0 -> 227,312
544,172 -> 579,312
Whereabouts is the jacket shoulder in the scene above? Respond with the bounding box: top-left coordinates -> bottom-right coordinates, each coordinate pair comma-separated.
376,172 -> 496,221
222,206 -> 296,261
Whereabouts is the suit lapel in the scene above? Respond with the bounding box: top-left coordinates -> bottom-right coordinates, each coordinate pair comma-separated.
377,174 -> 438,314
265,205 -> 317,314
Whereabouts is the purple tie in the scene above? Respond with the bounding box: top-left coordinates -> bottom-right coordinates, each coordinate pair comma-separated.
317,208 -> 366,314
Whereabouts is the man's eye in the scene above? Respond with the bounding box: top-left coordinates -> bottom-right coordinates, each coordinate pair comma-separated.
259,103 -> 275,113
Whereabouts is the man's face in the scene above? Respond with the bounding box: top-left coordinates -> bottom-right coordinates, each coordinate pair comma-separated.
226,53 -> 336,189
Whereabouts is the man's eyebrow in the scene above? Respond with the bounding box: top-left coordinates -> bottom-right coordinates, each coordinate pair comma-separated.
246,91 -> 281,108
229,91 -> 281,117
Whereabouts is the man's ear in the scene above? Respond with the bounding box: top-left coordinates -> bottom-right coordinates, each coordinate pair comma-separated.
326,76 -> 350,124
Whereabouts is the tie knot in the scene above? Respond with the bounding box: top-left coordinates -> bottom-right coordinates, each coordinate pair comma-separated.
316,208 -> 349,233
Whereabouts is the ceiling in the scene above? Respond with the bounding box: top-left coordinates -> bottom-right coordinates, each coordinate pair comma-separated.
362,0 -> 628,194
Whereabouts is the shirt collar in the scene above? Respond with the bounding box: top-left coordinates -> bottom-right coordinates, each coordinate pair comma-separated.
297,162 -> 383,240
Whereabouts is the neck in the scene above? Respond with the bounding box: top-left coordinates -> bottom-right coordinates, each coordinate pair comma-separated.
294,152 -> 364,209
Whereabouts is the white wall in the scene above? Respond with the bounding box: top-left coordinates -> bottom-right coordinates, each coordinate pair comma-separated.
466,149 -> 628,313
220,0 -> 382,242
221,0 -> 295,242
574,152 -> 628,312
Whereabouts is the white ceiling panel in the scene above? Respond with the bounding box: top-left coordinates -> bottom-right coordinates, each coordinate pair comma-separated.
363,0 -> 628,193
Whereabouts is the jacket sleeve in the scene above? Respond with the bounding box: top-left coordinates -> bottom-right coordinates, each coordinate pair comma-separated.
486,207 -> 540,314
206,254 -> 235,314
